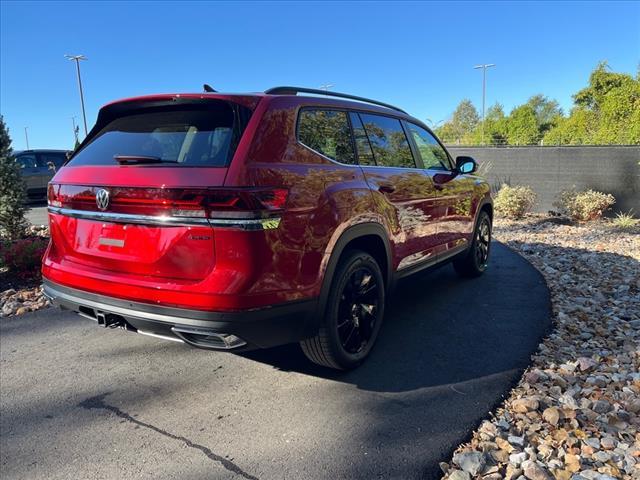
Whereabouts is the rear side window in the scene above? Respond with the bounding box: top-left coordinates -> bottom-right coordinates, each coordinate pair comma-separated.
359,113 -> 415,168
16,154 -> 37,169
297,109 -> 356,164
68,103 -> 241,167
38,153 -> 66,169
406,123 -> 451,170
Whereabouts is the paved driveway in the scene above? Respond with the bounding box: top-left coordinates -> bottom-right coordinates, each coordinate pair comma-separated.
25,203 -> 48,226
0,243 -> 550,480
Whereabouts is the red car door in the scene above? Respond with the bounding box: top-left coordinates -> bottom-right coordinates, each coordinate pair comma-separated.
404,122 -> 475,255
351,112 -> 440,272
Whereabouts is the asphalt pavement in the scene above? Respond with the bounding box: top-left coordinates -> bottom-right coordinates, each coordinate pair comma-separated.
25,203 -> 48,226
0,243 -> 550,480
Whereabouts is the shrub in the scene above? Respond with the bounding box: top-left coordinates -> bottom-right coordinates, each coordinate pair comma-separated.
554,189 -> 615,221
611,210 -> 639,230
0,116 -> 28,240
0,237 -> 48,281
0,156 -> 28,240
494,184 -> 537,219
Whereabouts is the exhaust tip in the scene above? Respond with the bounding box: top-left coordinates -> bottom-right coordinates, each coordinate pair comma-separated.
171,326 -> 247,350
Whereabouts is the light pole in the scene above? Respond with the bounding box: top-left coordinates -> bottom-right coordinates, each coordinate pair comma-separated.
71,116 -> 79,145
24,127 -> 29,150
319,83 -> 334,91
473,63 -> 495,145
65,54 -> 89,136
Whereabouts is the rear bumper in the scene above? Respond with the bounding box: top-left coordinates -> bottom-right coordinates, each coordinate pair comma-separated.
42,279 -> 317,351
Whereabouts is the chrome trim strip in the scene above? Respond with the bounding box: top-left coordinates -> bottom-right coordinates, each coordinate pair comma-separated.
209,217 -> 281,230
47,207 -> 281,230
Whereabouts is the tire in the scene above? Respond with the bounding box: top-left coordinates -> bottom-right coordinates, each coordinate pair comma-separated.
453,211 -> 492,278
300,250 -> 385,370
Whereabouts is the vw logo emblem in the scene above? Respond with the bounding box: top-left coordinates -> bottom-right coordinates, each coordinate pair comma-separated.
95,189 -> 110,211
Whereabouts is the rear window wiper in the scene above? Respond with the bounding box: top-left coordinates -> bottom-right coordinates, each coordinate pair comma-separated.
114,155 -> 178,164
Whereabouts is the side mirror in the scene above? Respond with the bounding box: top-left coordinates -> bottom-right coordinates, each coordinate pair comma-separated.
456,156 -> 477,174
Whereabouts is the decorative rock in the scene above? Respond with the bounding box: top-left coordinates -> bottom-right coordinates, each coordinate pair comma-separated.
491,449 -> 509,463
522,460 -> 552,480
440,217 -> 640,480
600,437 -> 616,450
593,450 -> 611,462
512,398 -> 539,413
483,474 -> 502,480
542,407 -> 560,426
559,393 -> 579,410
509,452 -> 528,466
584,438 -> 600,449
591,400 -> 612,414
496,418 -> 511,431
496,437 -> 514,453
564,453 -> 581,472
453,451 -> 486,476
553,470 -> 572,480
508,435 -> 526,448
1,285 -> 50,317
576,357 -> 597,371
448,470 -> 471,480
505,465 -> 522,480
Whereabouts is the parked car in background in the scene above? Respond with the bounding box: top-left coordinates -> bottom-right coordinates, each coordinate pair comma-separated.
14,149 -> 69,201
43,87 -> 492,370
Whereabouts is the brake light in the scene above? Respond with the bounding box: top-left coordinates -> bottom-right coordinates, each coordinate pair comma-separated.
47,184 -> 62,207
48,184 -> 289,220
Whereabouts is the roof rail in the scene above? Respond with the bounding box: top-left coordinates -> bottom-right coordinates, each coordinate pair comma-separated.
264,86 -> 407,114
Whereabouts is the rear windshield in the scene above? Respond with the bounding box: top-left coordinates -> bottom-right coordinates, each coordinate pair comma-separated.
68,103 -> 242,167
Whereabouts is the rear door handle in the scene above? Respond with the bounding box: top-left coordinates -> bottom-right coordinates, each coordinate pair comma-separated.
379,183 -> 396,194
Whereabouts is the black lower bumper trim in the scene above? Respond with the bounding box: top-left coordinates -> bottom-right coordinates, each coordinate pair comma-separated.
42,279 -> 318,350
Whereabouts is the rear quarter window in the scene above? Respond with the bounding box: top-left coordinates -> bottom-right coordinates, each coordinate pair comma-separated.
297,109 -> 356,165
68,103 -> 242,167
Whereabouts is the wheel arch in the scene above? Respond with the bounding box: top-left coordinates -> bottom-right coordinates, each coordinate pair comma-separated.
479,200 -> 493,222
313,223 -> 393,331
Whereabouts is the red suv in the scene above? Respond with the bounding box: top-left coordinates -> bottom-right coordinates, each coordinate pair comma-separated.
43,86 -> 492,370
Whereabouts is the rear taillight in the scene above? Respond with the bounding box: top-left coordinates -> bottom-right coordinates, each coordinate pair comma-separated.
48,184 -> 288,220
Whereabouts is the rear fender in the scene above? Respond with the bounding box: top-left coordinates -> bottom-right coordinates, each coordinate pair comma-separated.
307,222 -> 393,337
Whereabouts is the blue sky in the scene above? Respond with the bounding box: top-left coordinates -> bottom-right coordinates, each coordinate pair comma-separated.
1,0 -> 639,150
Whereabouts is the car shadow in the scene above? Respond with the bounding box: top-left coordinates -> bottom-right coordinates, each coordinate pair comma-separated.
240,241 -> 552,393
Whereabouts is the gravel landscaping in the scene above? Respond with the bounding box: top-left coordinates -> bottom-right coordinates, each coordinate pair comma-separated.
443,215 -> 640,480
0,225 -> 50,317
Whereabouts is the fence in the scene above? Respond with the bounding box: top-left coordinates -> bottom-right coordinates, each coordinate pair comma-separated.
446,146 -> 640,213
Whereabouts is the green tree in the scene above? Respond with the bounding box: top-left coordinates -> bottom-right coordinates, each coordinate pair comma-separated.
506,105 -> 539,145
545,61 -> 640,145
593,73 -> 640,144
525,94 -> 562,136
0,116 -> 27,239
469,103 -> 508,145
544,108 -> 594,145
0,115 -> 12,158
436,99 -> 479,144
574,61 -> 629,109
435,122 -> 457,144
